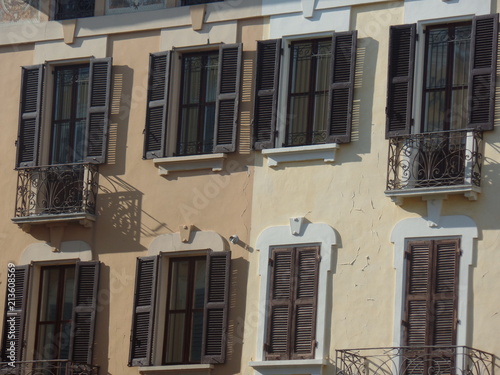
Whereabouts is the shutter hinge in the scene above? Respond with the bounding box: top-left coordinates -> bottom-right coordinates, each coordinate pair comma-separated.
268,258 -> 274,267
281,48 -> 284,55
313,340 -> 318,349
14,140 -> 17,146
263,343 -> 270,352
416,33 -> 419,41
459,250 -> 463,256
401,319 -> 409,328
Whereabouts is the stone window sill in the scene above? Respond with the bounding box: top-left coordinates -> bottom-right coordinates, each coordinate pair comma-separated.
385,184 -> 481,205
249,359 -> 328,375
139,364 -> 214,374
262,144 -> 339,167
153,153 -> 226,176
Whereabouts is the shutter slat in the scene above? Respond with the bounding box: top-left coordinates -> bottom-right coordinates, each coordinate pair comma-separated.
1,265 -> 30,362
17,65 -> 44,168
129,256 -> 158,367
85,58 -> 112,164
69,261 -> 100,365
214,44 -> 242,153
386,24 -> 416,138
253,39 -> 281,150
201,251 -> 230,364
468,14 -> 498,130
144,51 -> 171,159
328,31 -> 357,143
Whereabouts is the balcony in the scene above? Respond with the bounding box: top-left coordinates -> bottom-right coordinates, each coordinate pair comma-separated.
12,163 -> 99,227
0,360 -> 99,375
336,347 -> 494,375
385,130 -> 483,204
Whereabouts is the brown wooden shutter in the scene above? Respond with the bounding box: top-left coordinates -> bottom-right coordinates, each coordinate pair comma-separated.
85,57 -> 112,164
201,251 -> 231,364
214,43 -> 242,153
129,256 -> 158,367
292,246 -> 319,359
1,264 -> 30,362
266,247 -> 293,360
144,51 -> 171,159
69,261 -> 100,365
253,39 -> 281,150
328,31 -> 357,144
16,65 -> 44,168
386,24 -> 416,138
468,14 -> 499,131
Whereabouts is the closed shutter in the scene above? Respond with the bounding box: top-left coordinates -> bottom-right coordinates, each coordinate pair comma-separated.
69,261 -> 100,365
386,24 -> 416,138
253,39 -> 281,150
16,65 -> 44,168
129,256 -> 158,367
201,251 -> 231,364
266,246 -> 319,360
214,44 -> 242,153
144,51 -> 171,159
85,57 -> 112,164
468,14 -> 499,131
328,31 -> 357,144
1,264 -> 30,362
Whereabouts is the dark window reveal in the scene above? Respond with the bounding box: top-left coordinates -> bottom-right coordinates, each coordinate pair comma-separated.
54,0 -> 94,20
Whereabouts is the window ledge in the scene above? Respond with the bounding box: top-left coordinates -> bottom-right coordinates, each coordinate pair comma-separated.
139,364 -> 214,374
262,144 -> 339,167
12,212 -> 96,227
249,359 -> 328,375
385,184 -> 481,205
153,153 -> 227,176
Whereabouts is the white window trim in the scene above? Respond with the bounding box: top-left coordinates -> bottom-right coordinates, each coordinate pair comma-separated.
251,219 -> 336,371
262,143 -> 339,167
105,0 -> 165,15
390,215 -> 478,348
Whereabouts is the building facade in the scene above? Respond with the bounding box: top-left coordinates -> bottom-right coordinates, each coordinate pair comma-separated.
0,0 -> 499,375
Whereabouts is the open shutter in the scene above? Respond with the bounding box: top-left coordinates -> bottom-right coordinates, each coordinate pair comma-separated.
1,265 -> 30,362
265,247 -> 293,360
292,246 -> 319,359
386,24 -> 416,138
69,261 -> 100,365
129,256 -> 158,367
201,251 -> 231,364
468,14 -> 498,131
85,57 -> 112,164
144,51 -> 171,159
214,43 -> 242,153
253,39 -> 281,150
16,65 -> 44,168
328,31 -> 357,143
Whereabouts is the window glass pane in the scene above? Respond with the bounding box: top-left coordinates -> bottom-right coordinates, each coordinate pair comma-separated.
190,311 -> 204,362
40,269 -> 59,321
36,323 -> 56,360
169,260 -> 189,310
62,268 -> 75,320
193,259 -> 206,309
166,313 -> 186,363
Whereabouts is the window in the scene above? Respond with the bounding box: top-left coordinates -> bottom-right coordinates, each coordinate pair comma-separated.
0,262 -> 100,367
128,251 -> 230,367
265,245 -> 319,360
14,59 -> 111,220
181,0 -> 222,5
54,0 -> 95,20
385,14 -> 499,137
403,239 -> 460,373
143,44 -> 242,159
253,32 -> 357,150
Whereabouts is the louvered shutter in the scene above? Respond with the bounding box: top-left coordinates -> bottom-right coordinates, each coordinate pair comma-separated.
201,251 -> 231,364
292,246 -> 319,359
214,44 -> 242,153
69,261 -> 100,365
468,14 -> 499,131
386,24 -> 416,138
1,265 -> 30,362
328,31 -> 357,143
144,51 -> 171,159
85,57 -> 112,164
129,256 -> 158,367
16,65 -> 44,168
266,247 -> 293,360
253,39 -> 281,150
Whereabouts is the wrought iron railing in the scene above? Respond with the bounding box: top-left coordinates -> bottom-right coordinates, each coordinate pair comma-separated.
14,163 -> 99,219
286,130 -> 328,147
177,140 -> 214,156
336,346 -> 494,375
386,130 -> 483,191
0,360 -> 99,375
